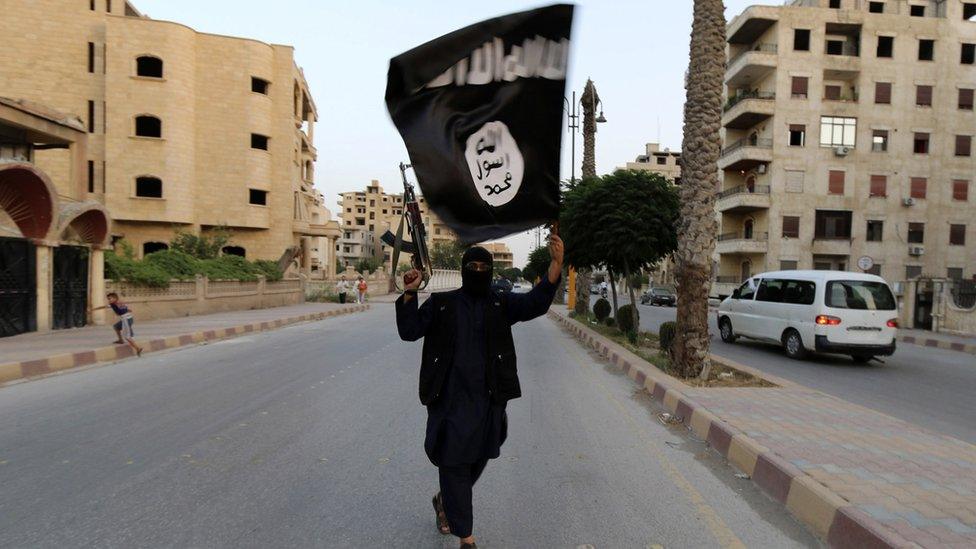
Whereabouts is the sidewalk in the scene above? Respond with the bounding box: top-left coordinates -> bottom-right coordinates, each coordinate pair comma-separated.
898,327 -> 976,356
550,308 -> 976,548
0,302 -> 367,383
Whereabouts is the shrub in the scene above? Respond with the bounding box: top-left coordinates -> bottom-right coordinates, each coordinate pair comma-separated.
593,298 -> 611,321
104,252 -> 170,287
170,228 -> 230,259
659,321 -> 677,356
616,304 -> 639,334
198,255 -> 260,281
604,316 -> 616,327
143,250 -> 199,279
253,259 -> 283,281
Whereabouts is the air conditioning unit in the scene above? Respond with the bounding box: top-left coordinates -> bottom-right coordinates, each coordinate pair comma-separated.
834,146 -> 850,156
902,197 -> 916,207
756,164 -> 767,174
908,245 -> 925,256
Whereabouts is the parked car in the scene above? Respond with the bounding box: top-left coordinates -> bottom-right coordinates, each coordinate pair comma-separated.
491,278 -> 514,293
590,283 -> 601,295
716,270 -> 898,362
640,287 -> 676,306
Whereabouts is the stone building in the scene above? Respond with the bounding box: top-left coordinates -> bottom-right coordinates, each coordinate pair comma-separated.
714,0 -> 976,298
621,142 -> 682,184
336,180 -> 456,269
482,242 -> 514,271
0,0 -> 339,275
336,227 -> 375,270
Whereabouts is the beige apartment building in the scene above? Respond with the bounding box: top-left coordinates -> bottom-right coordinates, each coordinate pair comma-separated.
0,0 -> 339,274
621,142 -> 682,183
337,180 -> 456,268
482,242 -> 514,270
714,0 -> 976,299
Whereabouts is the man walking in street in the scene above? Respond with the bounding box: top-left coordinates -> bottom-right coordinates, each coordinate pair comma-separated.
335,275 -> 349,304
356,275 -> 368,304
396,233 -> 564,549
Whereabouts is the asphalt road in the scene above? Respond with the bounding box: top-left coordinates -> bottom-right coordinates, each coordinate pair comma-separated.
590,295 -> 976,444
0,304 -> 817,548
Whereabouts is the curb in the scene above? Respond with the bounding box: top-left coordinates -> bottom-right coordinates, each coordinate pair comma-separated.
898,334 -> 976,356
548,311 -> 913,549
0,305 -> 370,385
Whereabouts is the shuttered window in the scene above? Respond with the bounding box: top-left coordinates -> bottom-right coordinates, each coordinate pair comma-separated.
869,175 -> 887,197
910,177 -> 927,199
953,179 -> 969,201
960,88 -> 975,110
874,82 -> 891,104
782,216 -> 800,238
950,224 -> 966,245
828,170 -> 845,194
791,76 -> 809,97
955,135 -> 972,156
916,85 -> 933,106
825,85 -> 841,100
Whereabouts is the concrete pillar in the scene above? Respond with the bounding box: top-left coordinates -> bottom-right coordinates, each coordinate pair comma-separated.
301,236 -> 312,275
90,248 -> 106,325
902,279 -> 917,328
69,139 -> 88,198
35,244 -> 52,332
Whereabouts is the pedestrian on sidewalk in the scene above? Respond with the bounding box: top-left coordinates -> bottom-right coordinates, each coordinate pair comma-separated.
356,275 -> 368,304
335,275 -> 349,304
90,292 -> 143,357
396,233 -> 564,549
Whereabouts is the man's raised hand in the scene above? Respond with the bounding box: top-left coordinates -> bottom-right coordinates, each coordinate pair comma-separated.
548,233 -> 564,266
403,268 -> 422,291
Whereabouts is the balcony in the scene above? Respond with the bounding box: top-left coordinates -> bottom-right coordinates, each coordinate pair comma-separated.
811,237 -> 852,256
726,44 -> 777,88
727,7 -> 778,45
716,185 -> 771,213
716,231 -> 769,255
718,138 -> 772,171
723,91 -> 775,129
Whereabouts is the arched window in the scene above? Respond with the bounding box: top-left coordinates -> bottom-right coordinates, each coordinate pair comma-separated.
222,246 -> 246,257
136,56 -> 163,78
740,260 -> 752,282
135,115 -> 161,138
143,241 -> 168,256
746,175 -> 756,192
135,176 -> 162,198
743,218 -> 754,239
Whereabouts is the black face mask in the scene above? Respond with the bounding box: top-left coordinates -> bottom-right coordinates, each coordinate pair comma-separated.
461,246 -> 493,296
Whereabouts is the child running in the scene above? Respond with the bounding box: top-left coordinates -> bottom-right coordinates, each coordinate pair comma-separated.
91,292 -> 143,356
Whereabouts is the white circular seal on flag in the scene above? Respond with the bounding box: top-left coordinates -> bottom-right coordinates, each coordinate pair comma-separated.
464,121 -> 524,207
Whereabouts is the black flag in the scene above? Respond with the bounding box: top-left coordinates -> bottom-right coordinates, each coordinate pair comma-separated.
386,4 -> 574,244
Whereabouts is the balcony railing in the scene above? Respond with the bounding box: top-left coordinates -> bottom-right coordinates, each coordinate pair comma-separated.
717,231 -> 769,242
727,43 -> 778,67
724,91 -> 776,112
823,91 -> 859,102
717,185 -> 770,199
714,275 -> 742,284
721,138 -> 773,158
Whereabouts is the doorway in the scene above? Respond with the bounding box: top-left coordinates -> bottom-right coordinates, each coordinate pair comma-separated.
52,245 -> 89,330
0,237 -> 37,337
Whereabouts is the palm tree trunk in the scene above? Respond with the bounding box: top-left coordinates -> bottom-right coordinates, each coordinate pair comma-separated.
608,266 -> 619,316
674,0 -> 725,379
623,259 -> 639,337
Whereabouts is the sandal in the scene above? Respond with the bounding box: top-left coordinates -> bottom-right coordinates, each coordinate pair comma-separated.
432,493 -> 451,535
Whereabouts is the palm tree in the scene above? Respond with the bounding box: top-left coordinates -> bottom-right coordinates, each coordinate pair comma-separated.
673,0 -> 725,379
574,79 -> 600,315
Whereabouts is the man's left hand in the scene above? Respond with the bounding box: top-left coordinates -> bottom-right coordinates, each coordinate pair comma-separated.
549,233 -> 564,266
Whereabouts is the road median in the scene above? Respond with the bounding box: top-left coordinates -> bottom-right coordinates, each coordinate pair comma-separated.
549,308 -> 976,548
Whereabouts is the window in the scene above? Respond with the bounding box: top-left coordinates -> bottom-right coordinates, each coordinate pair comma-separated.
656,156 -> 666,165
135,176 -> 162,198
906,265 -> 923,279
918,39 -> 934,61
908,222 -> 925,243
828,170 -> 845,194
780,260 -> 798,271
866,264 -> 882,276
869,1 -> 884,13
910,4 -> 925,16
956,135 -> 972,156
826,280 -> 896,310
756,279 -> 786,302
814,210 -> 852,239
913,132 -> 929,154
916,85 -> 933,106
963,43 -> 976,64
874,82 -> 891,104
829,0 -> 841,8
950,224 -> 967,245
819,116 -> 856,147
143,242 -> 168,256
782,280 -> 817,305
789,124 -> 806,146
223,246 -> 246,257
136,56 -> 163,78
250,133 -> 269,150
824,85 -> 841,100
88,42 -> 95,73
869,175 -> 887,197
90,0 -> 95,10
960,88 -> 975,110
794,29 -> 811,51
877,36 -> 893,57
87,161 -> 94,193
910,177 -> 927,198
953,179 -> 969,201
106,0 -> 111,12
791,76 -> 808,98
782,216 -> 800,238
249,189 -> 268,205
966,3 -> 976,21
872,130 -> 889,152
866,220 -> 884,241
826,39 -> 844,55
735,279 -> 757,300
251,77 -> 270,94
88,100 -> 95,133
134,115 -> 161,137
948,268 -> 964,280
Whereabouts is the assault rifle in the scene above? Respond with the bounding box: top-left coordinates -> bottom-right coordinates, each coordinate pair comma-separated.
381,162 -> 432,290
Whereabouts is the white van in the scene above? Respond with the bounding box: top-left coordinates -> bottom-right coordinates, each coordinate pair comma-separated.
717,270 -> 898,362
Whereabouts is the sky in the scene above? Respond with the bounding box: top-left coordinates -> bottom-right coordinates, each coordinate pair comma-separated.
137,0 -> 771,267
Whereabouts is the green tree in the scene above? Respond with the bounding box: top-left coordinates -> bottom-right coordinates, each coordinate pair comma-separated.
356,256 -> 381,274
430,240 -> 467,270
522,245 -> 550,284
499,267 -> 522,282
170,227 -> 231,259
674,0 -> 725,379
